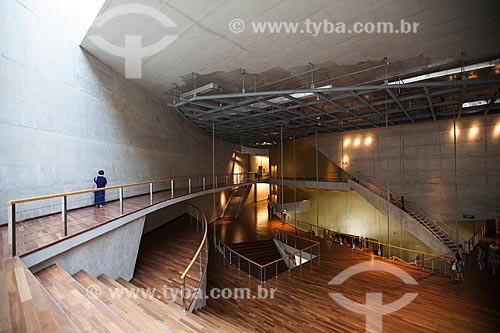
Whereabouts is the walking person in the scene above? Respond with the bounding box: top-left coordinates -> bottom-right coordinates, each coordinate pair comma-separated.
93,170 -> 107,208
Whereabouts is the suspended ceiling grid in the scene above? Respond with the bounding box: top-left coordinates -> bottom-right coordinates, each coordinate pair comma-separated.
171,75 -> 500,146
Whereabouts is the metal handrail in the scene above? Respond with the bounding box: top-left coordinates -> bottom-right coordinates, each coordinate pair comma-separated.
180,203 -> 208,312
7,172 -> 260,204
271,171 -> 350,182
285,213 -> 456,274
7,172 -> 266,257
465,224 -> 486,253
285,214 -> 439,258
214,231 -> 320,282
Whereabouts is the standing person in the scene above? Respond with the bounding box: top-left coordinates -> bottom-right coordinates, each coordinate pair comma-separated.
93,170 -> 107,208
454,252 -> 464,282
478,244 -> 486,272
458,244 -> 466,265
488,242 -> 499,276
267,201 -> 271,219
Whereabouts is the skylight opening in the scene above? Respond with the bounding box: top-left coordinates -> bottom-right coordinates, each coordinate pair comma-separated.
78,0 -> 106,44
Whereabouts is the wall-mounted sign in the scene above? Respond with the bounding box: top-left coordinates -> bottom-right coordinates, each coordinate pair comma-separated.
462,214 -> 475,219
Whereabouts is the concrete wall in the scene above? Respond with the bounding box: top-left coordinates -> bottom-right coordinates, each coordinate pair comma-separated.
0,0 -> 241,222
309,115 -> 500,221
246,183 -> 270,204
142,202 -> 186,235
30,216 -> 145,280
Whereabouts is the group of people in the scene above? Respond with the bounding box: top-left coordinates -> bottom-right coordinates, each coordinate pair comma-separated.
451,241 -> 500,282
478,241 -> 499,276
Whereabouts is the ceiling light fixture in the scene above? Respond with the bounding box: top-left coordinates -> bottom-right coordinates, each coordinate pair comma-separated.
181,83 -> 219,99
388,59 -> 500,85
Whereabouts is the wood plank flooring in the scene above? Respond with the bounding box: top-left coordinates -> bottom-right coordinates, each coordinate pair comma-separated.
0,258 -> 80,333
198,200 -> 500,333
1,186 -> 200,257
131,215 -> 205,308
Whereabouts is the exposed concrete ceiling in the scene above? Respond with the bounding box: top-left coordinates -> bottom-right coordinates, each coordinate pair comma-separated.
82,0 -> 500,99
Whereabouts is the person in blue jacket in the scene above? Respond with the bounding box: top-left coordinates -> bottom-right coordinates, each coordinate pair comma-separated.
93,170 -> 108,208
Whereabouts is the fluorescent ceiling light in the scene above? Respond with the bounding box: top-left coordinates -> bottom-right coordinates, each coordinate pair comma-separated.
181,83 -> 219,99
462,98 -> 500,108
388,59 -> 500,85
251,85 -> 332,109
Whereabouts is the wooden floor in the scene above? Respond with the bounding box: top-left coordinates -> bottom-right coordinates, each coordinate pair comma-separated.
131,215 -> 204,307
198,201 -> 500,333
2,197 -> 499,332
0,187 -> 198,257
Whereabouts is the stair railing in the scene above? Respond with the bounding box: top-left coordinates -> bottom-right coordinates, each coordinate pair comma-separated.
465,224 -> 486,253
181,203 -> 209,312
214,232 -> 320,283
283,213 -> 457,273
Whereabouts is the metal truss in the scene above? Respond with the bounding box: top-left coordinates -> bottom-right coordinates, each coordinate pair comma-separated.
169,79 -> 500,146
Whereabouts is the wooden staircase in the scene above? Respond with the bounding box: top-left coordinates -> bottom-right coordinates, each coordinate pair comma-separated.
223,240 -> 289,281
31,263 -> 250,333
222,186 -> 250,220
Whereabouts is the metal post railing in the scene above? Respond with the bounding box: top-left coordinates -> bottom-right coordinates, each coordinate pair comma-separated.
203,177 -> 206,190
149,182 -> 153,205
189,178 -> 192,194
170,180 -> 174,198
119,187 -> 124,216
181,279 -> 186,311
62,196 -> 68,237
8,204 -> 16,257
199,247 -> 203,274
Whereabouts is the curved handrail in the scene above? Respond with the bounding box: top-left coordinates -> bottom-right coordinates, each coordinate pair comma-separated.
180,203 -> 208,312
216,239 -> 263,268
214,229 -> 321,282
7,172 -> 260,205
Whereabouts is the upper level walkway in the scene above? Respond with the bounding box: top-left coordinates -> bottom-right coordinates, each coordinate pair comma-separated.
1,173 -> 263,261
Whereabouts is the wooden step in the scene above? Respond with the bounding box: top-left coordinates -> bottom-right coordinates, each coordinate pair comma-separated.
117,277 -> 253,333
36,264 -> 135,332
73,270 -> 171,333
116,278 -> 227,333
1,258 -> 80,333
99,275 -> 194,333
